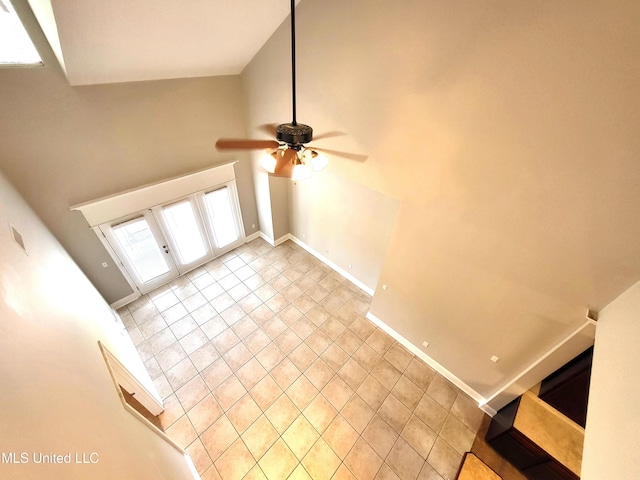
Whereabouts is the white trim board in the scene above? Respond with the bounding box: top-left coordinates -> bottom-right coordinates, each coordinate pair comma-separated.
365,312 -> 491,413
100,342 -> 164,415
275,234 -> 292,247
257,231 -> 276,246
244,231 -> 262,243
364,310 -> 596,415
98,342 -> 202,479
483,318 -> 596,412
257,231 -> 294,248
257,231 -> 374,295
286,234 -> 375,296
71,162 -> 237,227
111,292 -> 139,310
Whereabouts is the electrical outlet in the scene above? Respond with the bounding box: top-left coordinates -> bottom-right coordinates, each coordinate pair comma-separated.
348,264 -> 352,269
382,284 -> 388,290
422,341 -> 429,348
101,262 -> 108,268
251,224 -> 255,229
491,355 -> 499,363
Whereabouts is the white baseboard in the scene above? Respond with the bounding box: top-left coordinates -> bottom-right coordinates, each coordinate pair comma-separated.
483,318 -> 596,412
256,231 -> 289,246
287,235 -> 375,296
241,231 -> 375,296
244,231 -> 262,243
274,233 -> 292,246
257,231 -> 276,246
111,292 -> 139,310
365,311 -> 492,414
480,401 -> 498,417
184,454 -> 202,480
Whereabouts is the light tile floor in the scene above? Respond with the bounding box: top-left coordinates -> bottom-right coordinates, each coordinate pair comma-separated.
117,238 -> 487,480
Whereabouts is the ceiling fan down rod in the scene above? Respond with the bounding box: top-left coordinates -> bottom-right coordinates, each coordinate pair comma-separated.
275,0 -> 313,147
290,0 -> 297,126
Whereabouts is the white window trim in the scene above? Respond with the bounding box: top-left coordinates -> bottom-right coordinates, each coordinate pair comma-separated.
71,162 -> 237,227
72,163 -> 245,296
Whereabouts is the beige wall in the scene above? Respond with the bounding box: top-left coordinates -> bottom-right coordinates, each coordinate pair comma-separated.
241,0 -> 640,399
582,281 -> 640,479
288,173 -> 400,291
0,0 -> 257,304
269,176 -> 291,241
0,171 -> 195,479
253,166 -> 275,241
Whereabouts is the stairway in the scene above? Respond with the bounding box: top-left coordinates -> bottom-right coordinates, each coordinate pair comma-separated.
456,452 -> 502,480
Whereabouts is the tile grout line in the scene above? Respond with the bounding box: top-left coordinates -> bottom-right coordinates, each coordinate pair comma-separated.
117,238 -> 485,480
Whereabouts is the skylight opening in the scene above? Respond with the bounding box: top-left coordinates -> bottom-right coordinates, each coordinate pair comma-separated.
0,0 -> 42,66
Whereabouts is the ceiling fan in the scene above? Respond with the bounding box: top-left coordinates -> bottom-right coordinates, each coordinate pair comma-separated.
215,0 -> 365,180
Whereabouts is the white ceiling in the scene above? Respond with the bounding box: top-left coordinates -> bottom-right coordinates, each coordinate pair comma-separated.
27,0 -> 301,86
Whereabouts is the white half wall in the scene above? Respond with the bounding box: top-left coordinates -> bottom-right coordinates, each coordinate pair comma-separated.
582,280 -> 640,480
0,170 -> 196,479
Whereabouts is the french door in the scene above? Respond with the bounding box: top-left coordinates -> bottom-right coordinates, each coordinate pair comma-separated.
153,197 -> 213,274
200,186 -> 242,252
102,212 -> 180,293
100,182 -> 245,294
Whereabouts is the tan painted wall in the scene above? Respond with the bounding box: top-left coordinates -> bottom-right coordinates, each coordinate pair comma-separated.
241,0 -> 640,398
288,173 -> 400,291
253,166 -> 275,241
0,0 -> 257,304
582,281 -> 640,479
0,171 -> 194,479
269,176 -> 291,241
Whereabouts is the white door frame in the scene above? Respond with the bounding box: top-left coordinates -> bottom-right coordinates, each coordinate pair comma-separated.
151,195 -> 216,275
99,211 -> 180,294
198,181 -> 246,256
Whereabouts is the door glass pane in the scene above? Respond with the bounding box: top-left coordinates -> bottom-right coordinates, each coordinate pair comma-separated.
205,187 -> 239,248
113,218 -> 170,283
162,200 -> 207,264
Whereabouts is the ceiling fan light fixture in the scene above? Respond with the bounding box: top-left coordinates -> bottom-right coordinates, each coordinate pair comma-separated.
216,0 -> 366,177
259,151 -> 278,173
309,150 -> 328,172
291,160 -> 312,181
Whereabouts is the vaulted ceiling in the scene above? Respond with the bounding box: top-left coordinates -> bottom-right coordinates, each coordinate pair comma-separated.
27,0 -> 301,85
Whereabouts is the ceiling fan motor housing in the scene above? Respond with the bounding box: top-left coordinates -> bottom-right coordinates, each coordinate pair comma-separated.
277,123 -> 313,147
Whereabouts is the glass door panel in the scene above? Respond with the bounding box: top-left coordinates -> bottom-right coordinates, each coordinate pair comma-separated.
204,187 -> 240,249
160,200 -> 208,266
103,214 -> 179,293
99,182 -> 245,295
113,218 -> 170,283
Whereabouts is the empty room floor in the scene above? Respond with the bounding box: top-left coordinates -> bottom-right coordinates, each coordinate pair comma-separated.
117,238 -> 487,480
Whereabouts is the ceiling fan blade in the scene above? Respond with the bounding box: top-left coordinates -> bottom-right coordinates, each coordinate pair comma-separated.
256,124 -> 279,138
216,139 -> 280,150
311,147 -> 368,162
310,131 -> 346,142
273,148 -> 297,177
